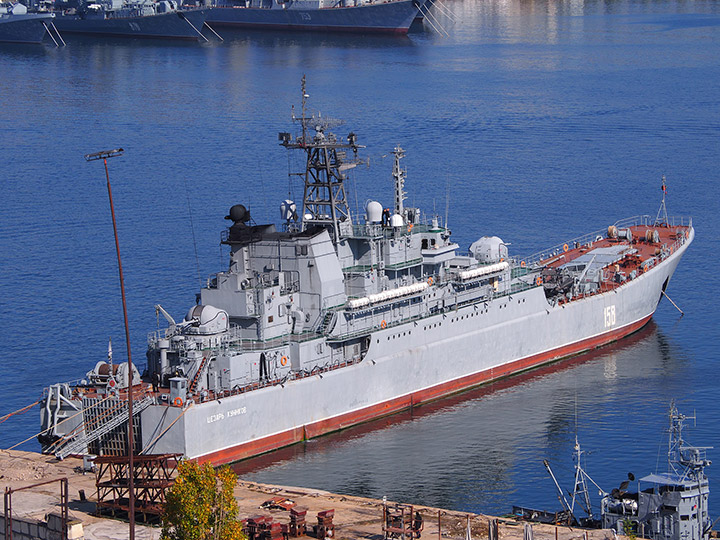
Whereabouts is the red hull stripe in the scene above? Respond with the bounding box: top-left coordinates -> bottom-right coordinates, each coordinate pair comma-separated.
197,314 -> 652,465
206,21 -> 410,34
57,31 -> 201,40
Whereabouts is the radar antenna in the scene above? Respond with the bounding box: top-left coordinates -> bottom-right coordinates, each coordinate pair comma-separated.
280,77 -> 365,243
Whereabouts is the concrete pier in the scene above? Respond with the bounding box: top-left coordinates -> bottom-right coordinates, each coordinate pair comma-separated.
0,450 -> 617,540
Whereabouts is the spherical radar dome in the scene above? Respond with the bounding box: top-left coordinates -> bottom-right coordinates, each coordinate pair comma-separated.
366,201 -> 383,223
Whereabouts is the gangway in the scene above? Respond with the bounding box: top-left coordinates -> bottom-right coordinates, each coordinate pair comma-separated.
54,395 -> 155,460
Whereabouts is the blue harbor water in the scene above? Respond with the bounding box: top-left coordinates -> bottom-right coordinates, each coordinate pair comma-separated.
1,0 -> 719,520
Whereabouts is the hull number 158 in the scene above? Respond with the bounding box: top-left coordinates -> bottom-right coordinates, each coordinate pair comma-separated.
604,305 -> 616,328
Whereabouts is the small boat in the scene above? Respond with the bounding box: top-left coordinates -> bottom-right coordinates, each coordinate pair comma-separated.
514,404 -> 713,540
52,0 -> 216,41
601,404 -> 712,540
0,2 -> 63,44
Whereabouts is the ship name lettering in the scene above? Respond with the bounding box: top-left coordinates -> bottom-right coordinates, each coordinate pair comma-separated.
227,407 -> 247,417
207,413 -> 225,423
604,305 -> 616,328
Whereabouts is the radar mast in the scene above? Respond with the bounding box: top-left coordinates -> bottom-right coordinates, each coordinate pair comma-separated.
392,146 -> 406,217
279,76 -> 365,244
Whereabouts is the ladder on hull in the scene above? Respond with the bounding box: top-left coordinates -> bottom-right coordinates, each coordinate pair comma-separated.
54,395 -> 154,460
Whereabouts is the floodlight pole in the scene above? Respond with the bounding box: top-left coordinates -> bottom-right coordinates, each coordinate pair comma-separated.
84,148 -> 135,540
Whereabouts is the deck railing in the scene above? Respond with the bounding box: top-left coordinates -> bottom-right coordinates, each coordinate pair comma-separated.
515,215 -> 692,269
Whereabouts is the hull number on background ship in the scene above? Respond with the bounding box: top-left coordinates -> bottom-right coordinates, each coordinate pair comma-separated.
604,305 -> 616,328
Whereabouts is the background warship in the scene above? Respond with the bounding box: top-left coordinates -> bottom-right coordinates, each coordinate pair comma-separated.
0,2 -> 63,43
205,0 -> 426,34
39,83 -> 694,465
45,0 -> 214,40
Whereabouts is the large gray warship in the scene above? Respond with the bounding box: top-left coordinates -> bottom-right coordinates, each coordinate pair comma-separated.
39,84 -> 694,465
50,0 -> 211,40
0,2 -> 63,43
206,0 -> 424,35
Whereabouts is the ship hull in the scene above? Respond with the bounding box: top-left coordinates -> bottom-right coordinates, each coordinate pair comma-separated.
141,227 -> 693,465
206,0 -> 420,34
0,14 -> 52,43
52,8 -> 207,39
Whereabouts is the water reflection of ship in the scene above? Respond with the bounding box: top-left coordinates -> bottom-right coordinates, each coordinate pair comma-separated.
232,320 -> 673,477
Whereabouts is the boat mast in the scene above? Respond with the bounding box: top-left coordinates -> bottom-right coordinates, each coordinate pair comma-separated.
655,175 -> 669,226
280,76 -> 364,243
392,146 -> 406,217
665,402 -> 713,538
570,437 -> 594,520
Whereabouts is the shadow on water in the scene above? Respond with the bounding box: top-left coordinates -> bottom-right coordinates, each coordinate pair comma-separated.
630,15 -> 720,31
0,41 -> 61,58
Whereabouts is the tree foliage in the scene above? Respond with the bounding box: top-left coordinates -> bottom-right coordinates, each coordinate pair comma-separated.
162,461 -> 245,540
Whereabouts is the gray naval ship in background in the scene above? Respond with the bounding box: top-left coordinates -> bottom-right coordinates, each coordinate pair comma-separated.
0,2 -> 63,43
39,82 -> 694,465
205,0 -> 427,35
43,0 -> 214,40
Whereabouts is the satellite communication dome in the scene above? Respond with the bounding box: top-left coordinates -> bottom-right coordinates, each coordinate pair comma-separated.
390,214 -> 404,227
366,201 -> 383,223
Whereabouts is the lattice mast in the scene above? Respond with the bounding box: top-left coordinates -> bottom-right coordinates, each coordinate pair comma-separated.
279,76 -> 364,244
570,437 -> 595,520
